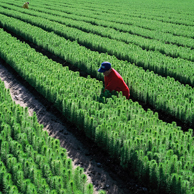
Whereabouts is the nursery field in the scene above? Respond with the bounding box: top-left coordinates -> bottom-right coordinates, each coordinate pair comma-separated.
0,0 -> 194,193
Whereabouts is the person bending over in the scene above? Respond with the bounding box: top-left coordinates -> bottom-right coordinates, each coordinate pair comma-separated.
98,61 -> 130,99
22,2 -> 29,9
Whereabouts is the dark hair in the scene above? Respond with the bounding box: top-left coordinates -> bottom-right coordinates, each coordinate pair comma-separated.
27,2 -> 29,4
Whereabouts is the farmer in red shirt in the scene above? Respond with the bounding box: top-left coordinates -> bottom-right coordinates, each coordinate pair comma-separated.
98,62 -> 130,99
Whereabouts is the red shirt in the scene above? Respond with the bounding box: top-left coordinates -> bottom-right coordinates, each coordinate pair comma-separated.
104,69 -> 130,99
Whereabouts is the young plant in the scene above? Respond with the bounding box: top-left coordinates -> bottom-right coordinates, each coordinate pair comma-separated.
67,180 -> 76,194
73,166 -> 82,191
81,174 -> 87,193
86,183 -> 94,194
26,182 -> 38,194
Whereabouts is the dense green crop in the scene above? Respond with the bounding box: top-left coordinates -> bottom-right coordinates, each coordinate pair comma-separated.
0,13 -> 194,126
1,27 -> 194,193
1,3 -> 194,86
0,65 -> 105,194
0,0 -> 194,193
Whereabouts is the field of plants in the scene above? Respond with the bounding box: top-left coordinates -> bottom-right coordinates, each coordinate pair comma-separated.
0,0 -> 194,193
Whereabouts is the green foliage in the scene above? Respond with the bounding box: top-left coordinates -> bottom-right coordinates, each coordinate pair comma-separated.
98,190 -> 106,194
1,3 -> 194,193
81,174 -> 87,193
26,183 -> 37,194
15,170 -> 24,191
8,185 -> 19,194
74,166 -> 82,191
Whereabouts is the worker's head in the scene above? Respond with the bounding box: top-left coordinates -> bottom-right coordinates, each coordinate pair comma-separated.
98,62 -> 112,76
27,2 -> 29,4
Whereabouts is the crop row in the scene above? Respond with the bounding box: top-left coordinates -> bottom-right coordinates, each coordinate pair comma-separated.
1,5 -> 194,89
4,0 -> 194,47
29,0 -> 194,35
0,13 -> 194,126
0,80 -> 102,193
26,0 -> 194,39
77,0 -> 194,23
0,26 -> 194,193
2,1 -> 194,66
56,0 -> 194,27
56,0 -> 193,26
